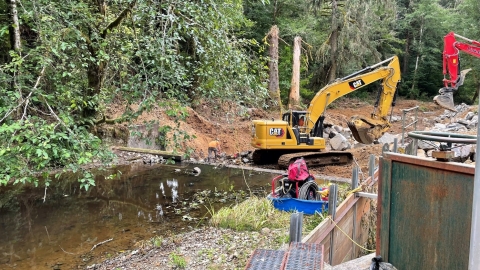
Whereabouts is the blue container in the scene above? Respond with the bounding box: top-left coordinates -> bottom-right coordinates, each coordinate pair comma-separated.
267,194 -> 328,215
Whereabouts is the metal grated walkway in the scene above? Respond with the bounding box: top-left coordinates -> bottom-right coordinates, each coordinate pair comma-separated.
245,243 -> 324,270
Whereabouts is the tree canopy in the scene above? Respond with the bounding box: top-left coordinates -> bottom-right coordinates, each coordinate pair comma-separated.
1,0 -> 478,188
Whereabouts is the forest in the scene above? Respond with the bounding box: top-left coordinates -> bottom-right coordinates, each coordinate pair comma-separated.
1,0 -> 479,188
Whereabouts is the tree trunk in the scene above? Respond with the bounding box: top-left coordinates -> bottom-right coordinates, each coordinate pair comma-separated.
273,0 -> 279,24
84,61 -> 105,117
268,26 -> 279,95
6,0 -> 21,52
410,25 -> 423,96
289,36 -> 302,110
328,28 -> 339,83
81,0 -> 136,119
268,25 -> 282,111
403,31 -> 410,76
327,0 -> 339,83
472,83 -> 480,104
6,0 -> 22,118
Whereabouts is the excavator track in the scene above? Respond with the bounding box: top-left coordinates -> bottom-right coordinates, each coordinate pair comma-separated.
277,151 -> 353,169
252,149 -> 284,165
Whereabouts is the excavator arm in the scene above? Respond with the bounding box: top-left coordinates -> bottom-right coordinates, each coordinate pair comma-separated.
305,56 -> 401,144
434,32 -> 480,111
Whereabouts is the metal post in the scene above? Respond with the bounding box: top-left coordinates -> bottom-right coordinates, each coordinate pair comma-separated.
413,107 -> 419,156
352,166 -> 359,190
289,212 -> 303,243
352,167 -> 358,257
401,110 -> 406,146
328,184 -> 338,264
369,154 -> 375,180
469,102 -> 480,269
382,143 -> 389,154
328,184 -> 338,219
393,138 -> 398,153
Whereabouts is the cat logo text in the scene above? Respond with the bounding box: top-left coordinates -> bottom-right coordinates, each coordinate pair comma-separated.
348,79 -> 365,90
269,128 -> 284,137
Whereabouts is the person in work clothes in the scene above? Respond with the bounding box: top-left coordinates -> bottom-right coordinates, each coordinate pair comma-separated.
208,139 -> 222,162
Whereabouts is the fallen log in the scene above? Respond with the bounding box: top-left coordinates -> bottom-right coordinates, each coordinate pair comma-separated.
113,147 -> 183,161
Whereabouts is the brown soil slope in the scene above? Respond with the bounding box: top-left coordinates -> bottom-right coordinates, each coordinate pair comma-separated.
110,98 -> 453,180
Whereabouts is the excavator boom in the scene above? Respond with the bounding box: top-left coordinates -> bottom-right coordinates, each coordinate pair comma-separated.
434,32 -> 480,111
307,56 -> 401,144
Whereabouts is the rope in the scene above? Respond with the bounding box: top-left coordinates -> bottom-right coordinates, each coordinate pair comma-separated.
327,216 -> 375,253
346,186 -> 363,197
280,178 -> 293,195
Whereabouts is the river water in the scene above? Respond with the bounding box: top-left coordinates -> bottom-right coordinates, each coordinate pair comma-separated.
0,163 -> 277,269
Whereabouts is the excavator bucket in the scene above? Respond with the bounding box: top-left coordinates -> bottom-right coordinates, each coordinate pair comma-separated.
347,118 -> 376,145
433,68 -> 471,112
433,90 -> 456,112
349,125 -> 375,144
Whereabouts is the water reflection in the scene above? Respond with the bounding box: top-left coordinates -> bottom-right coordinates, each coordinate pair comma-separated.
0,163 -> 275,269
167,179 -> 179,203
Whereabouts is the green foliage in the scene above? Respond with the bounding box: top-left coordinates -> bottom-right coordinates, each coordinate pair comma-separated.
0,117 -> 114,188
3,0 -> 480,189
396,0 -> 449,99
303,211 -> 328,232
0,0 -> 268,188
169,251 -> 187,268
210,196 -> 290,231
209,195 -> 327,235
152,236 -> 163,248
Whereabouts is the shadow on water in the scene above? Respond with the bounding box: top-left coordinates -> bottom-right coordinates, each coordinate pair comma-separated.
0,163 -> 277,269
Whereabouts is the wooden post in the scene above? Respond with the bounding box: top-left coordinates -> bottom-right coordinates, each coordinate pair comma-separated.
289,36 -> 302,110
268,25 -> 280,96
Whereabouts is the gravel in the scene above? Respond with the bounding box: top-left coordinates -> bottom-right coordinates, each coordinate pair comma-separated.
86,227 -> 289,270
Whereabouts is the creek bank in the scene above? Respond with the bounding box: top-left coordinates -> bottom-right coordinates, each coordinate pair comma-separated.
87,227 -> 288,270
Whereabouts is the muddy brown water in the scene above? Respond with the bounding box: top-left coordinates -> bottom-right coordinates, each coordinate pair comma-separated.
0,163 -> 277,270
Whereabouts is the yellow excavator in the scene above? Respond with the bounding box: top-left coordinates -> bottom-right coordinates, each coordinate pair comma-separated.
251,55 -> 401,168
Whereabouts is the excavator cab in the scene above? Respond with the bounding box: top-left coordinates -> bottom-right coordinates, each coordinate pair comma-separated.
282,110 -> 307,128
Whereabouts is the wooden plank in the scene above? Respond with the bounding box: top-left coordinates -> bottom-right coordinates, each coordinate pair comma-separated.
383,152 -> 474,175
332,209 -> 354,265
303,171 -> 377,266
353,197 -> 373,258
319,234 -> 331,264
303,195 -> 360,244
304,177 -> 374,245
303,218 -> 331,244
113,146 -> 183,161
225,165 -> 352,183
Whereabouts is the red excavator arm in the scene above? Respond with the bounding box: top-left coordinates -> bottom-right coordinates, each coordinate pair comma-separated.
434,32 -> 480,111
443,32 -> 480,89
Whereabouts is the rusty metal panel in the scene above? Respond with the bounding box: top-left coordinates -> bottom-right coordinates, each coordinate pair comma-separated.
378,157 -> 392,261
379,153 -> 474,269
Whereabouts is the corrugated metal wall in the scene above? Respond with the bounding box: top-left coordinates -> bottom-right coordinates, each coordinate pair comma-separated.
379,152 -> 475,269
